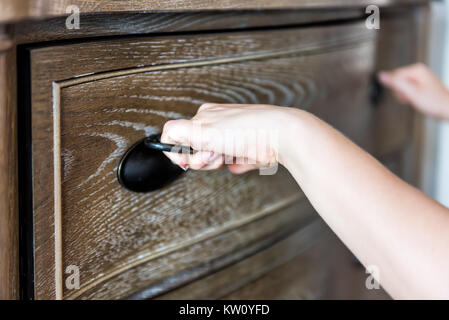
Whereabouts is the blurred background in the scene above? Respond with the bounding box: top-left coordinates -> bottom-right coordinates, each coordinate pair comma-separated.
420,0 -> 449,207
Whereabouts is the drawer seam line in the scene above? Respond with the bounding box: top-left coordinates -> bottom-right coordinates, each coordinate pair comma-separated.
63,193 -> 305,300
55,35 -> 375,89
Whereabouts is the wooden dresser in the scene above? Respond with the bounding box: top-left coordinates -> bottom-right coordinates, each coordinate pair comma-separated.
0,0 -> 430,300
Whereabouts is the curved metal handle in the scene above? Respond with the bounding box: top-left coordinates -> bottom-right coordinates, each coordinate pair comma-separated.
144,134 -> 196,154
117,134 -> 193,193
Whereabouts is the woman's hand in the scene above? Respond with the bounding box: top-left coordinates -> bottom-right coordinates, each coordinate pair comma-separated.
379,63 -> 449,120
161,100 -> 449,299
161,103 -> 301,173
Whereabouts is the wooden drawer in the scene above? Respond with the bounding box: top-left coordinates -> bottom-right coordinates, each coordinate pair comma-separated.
372,13 -> 422,157
25,23 -> 377,299
156,219 -> 333,300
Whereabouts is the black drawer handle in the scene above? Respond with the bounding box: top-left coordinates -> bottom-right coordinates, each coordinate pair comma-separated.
117,134 -> 194,193
370,74 -> 385,106
143,134 -> 196,154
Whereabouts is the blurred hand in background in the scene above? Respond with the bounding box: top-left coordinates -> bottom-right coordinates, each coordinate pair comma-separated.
379,63 -> 449,120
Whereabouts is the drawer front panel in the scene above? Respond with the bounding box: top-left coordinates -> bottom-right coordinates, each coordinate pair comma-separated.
156,219 -> 332,300
28,23 -> 376,299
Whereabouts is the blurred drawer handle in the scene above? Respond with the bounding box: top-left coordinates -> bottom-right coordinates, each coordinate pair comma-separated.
370,74 -> 385,106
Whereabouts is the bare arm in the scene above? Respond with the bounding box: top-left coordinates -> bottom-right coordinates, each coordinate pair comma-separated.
282,110 -> 449,299
161,64 -> 449,299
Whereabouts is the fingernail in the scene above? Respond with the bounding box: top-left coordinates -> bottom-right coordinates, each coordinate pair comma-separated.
178,163 -> 189,171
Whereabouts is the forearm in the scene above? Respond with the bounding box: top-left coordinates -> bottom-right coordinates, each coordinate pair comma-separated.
280,109 -> 449,299
162,103 -> 449,298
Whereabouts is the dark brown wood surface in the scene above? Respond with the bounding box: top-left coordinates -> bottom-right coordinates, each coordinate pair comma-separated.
0,28 -> 19,300
373,9 -> 428,186
81,200 -> 316,299
157,219 -> 332,300
28,23 -> 377,299
221,222 -> 331,300
0,0 -> 431,301
0,0 -> 429,24
12,10 -> 364,44
158,216 -> 391,300
373,12 -> 420,158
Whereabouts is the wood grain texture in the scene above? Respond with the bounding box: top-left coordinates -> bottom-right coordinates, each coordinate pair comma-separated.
58,52 -> 373,297
160,216 -> 391,300
157,219 -> 331,300
29,24 -> 374,83
0,0 -> 430,24
0,29 -> 19,299
82,200 -> 315,299
29,24 -> 376,299
13,10 -> 364,44
221,223 -> 331,300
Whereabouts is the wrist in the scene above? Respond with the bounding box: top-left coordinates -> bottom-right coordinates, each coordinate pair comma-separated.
276,108 -> 313,170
